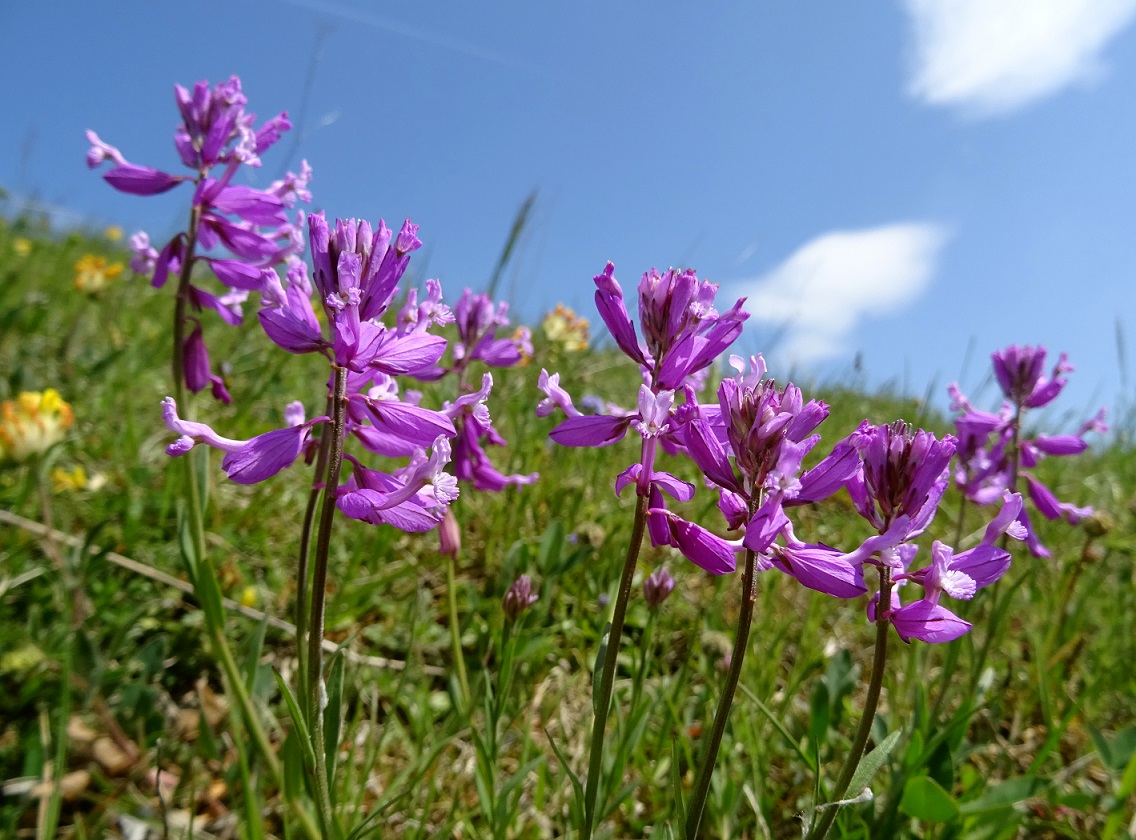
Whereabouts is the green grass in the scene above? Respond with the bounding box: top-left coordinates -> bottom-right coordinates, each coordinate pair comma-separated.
1,213 -> 1134,839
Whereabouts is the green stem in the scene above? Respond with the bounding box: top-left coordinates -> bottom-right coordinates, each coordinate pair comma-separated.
686,547 -> 758,839
806,566 -> 893,840
296,397 -> 335,718
165,198 -> 321,840
446,548 -> 472,707
307,364 -> 348,838
582,491 -> 650,839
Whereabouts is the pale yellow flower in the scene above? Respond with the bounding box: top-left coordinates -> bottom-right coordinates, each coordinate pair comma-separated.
74,254 -> 124,295
239,586 -> 258,609
542,303 -> 590,352
0,390 -> 74,464
104,225 -> 124,242
13,238 -> 32,257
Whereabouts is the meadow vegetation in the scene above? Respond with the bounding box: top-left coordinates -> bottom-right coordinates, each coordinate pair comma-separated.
0,198 -> 1134,839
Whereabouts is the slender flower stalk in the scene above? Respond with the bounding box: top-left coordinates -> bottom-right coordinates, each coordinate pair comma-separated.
295,397 -> 335,707
426,287 -> 537,708
686,545 -> 758,838
806,567 -> 893,840
307,366 -> 348,836
583,492 -> 650,837
676,355 -> 857,837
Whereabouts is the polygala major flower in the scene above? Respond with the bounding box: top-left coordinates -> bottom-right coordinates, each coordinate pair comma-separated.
777,420 -> 1024,643
540,263 -> 749,572
87,75 -> 312,402
0,389 -> 74,464
164,212 -> 464,533
503,574 -> 539,621
445,290 -> 537,490
642,566 -> 675,608
677,354 -> 862,591
949,344 -> 1106,557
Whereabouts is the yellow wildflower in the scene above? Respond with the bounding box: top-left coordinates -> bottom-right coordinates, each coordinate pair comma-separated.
542,303 -> 590,352
13,238 -> 32,257
51,465 -> 88,492
74,254 -> 124,295
104,225 -> 124,242
0,390 -> 74,464
239,586 -> 258,609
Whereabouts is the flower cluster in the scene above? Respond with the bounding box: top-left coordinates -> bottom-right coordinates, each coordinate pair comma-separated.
74,255 -> 123,295
542,303 -> 590,352
0,389 -> 74,464
429,289 -> 538,493
87,75 -> 312,402
164,213 -> 465,532
949,345 -> 1106,556
540,262 -> 748,572
773,421 -> 1024,643
674,354 -> 860,582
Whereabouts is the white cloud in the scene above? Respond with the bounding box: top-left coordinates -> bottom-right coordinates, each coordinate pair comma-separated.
732,223 -> 949,366
904,0 -> 1136,117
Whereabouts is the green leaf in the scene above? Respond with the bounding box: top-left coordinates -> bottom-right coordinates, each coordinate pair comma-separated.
323,651 -> 345,799
592,621 -> 611,716
282,730 -> 305,803
243,617 -> 268,695
544,726 -> 584,826
537,520 -> 565,574
958,776 -> 1039,816
232,726 -> 266,840
807,681 -> 831,748
847,728 -> 902,797
273,670 -> 316,773
900,775 -> 959,823
670,737 -> 687,826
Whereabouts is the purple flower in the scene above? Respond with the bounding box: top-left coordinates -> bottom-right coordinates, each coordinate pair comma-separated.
450,290 -> 531,371
162,212 -> 466,536
442,374 -> 538,492
162,397 -> 326,485
949,345 -> 1106,556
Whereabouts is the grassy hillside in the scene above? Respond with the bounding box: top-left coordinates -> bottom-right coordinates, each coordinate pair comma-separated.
1,214 -> 1133,839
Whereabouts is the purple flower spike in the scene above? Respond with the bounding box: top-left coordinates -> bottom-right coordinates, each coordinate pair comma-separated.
950,345 -> 1105,556
542,260 -> 749,576
87,76 -> 314,402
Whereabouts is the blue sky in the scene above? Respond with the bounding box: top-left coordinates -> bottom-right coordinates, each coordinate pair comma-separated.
3,1 -> 1134,425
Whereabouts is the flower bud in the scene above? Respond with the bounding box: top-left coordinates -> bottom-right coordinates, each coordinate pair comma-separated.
643,567 -> 675,608
503,574 -> 538,621
439,508 -> 461,559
